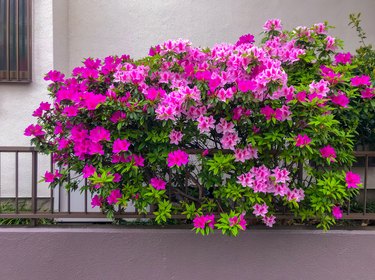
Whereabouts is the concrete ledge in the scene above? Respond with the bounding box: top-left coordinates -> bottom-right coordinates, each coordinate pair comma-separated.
0,228 -> 374,280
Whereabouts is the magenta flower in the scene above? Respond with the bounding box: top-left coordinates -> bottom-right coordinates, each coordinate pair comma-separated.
167,150 -> 189,167
112,139 -> 131,153
260,105 -> 276,120
44,171 -> 55,183
44,70 -> 65,83
110,111 -> 127,123
237,79 -> 256,92
295,91 -> 307,102
253,203 -> 268,217
132,154 -> 145,167
334,52 -> 352,65
229,214 -> 247,230
82,165 -> 96,178
24,124 -> 45,137
107,189 -> 122,205
193,214 -> 215,229
32,102 -> 51,117
62,106 -> 78,117
361,88 -> 375,99
91,195 -> 102,208
150,177 -> 166,190
319,145 -> 336,162
83,92 -> 107,110
113,173 -> 122,183
89,126 -> 111,143
351,75 -> 371,87
331,92 -> 349,108
295,134 -> 311,147
345,171 -> 361,188
57,138 -> 69,150
235,34 -> 255,46
332,206 -> 343,219
88,142 -> 104,155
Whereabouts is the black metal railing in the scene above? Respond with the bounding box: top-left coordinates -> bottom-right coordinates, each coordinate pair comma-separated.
0,146 -> 374,224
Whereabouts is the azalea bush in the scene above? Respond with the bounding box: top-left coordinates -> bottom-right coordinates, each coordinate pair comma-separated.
348,13 -> 375,149
25,19 -> 374,236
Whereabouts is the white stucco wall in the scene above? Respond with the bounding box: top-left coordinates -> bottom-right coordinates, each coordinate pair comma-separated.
0,0 -> 53,146
0,0 -> 54,198
67,0 -> 375,69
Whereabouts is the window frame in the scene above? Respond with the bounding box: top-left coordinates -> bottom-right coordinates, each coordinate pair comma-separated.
0,0 -> 32,83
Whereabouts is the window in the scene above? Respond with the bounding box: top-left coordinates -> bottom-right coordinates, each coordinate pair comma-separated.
0,0 -> 31,82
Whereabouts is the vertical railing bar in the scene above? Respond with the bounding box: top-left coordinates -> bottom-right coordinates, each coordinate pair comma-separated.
347,199 -> 350,215
58,165 -> 61,212
15,152 -> 19,213
67,167 -> 70,214
297,161 -> 303,185
364,155 -> 368,215
6,0 -> 10,80
15,0 -> 19,80
84,178 -> 88,214
50,154 -> 54,213
31,150 -> 38,226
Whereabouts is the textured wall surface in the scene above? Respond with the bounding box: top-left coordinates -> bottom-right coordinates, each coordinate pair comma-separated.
68,0 -> 375,68
0,0 -> 53,146
0,228 -> 374,280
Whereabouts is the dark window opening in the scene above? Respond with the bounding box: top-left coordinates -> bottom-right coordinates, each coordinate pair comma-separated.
0,0 -> 32,83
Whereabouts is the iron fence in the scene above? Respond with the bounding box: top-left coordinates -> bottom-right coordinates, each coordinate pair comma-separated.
0,146 -> 374,224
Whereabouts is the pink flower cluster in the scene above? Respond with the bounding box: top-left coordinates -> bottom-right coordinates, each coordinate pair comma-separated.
237,165 -> 304,202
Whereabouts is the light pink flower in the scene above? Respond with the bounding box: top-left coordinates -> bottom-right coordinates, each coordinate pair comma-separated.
197,115 -> 215,133
262,215 -> 276,227
169,130 -> 183,145
221,132 -> 239,150
272,167 -> 290,184
216,118 -> 235,134
263,19 -> 282,32
253,203 -> 268,217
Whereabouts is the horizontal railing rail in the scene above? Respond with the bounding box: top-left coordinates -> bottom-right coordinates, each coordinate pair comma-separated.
0,147 -> 374,224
